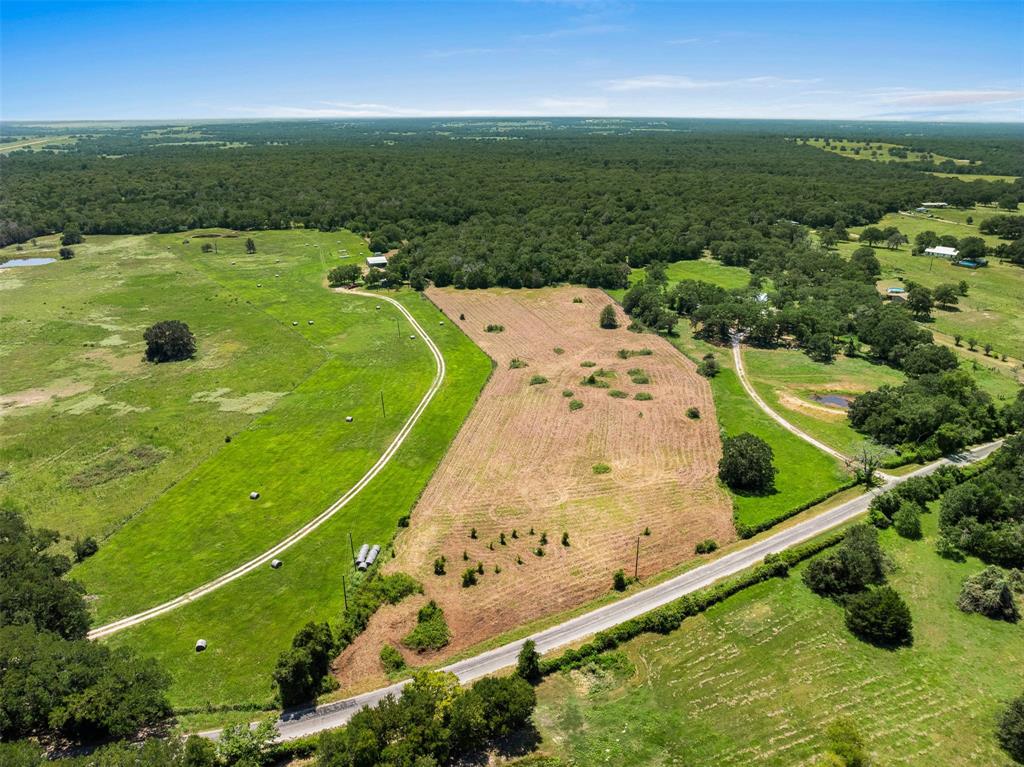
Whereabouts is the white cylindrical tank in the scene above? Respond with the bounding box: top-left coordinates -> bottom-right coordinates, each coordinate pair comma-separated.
365,544 -> 381,566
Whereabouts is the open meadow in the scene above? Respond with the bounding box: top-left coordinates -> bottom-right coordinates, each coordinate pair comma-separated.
533,511 -> 1024,766
333,287 -> 734,688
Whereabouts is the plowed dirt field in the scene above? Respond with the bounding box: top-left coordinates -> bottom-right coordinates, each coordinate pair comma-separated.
335,287 -> 732,685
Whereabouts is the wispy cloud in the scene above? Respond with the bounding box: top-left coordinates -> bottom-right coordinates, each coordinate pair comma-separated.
604,74 -> 820,92
229,102 -> 508,118
520,22 -> 623,40
872,88 -> 1024,107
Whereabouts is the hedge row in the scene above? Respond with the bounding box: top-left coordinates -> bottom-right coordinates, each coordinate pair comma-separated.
734,478 -> 861,539
539,530 -> 847,676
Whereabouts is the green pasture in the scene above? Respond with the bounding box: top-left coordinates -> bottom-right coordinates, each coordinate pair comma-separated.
534,512 -> 1024,766
607,257 -> 752,301
846,212 -> 1024,360
802,138 -> 970,166
741,347 -> 905,457
106,291 -> 491,710
928,171 -> 1019,183
668,329 -> 849,529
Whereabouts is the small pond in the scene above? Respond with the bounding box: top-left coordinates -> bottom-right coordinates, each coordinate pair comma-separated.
811,393 -> 854,409
0,257 -> 56,269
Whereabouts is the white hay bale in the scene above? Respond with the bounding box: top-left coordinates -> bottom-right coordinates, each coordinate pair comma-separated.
271,559 -> 283,569
249,491 -> 260,500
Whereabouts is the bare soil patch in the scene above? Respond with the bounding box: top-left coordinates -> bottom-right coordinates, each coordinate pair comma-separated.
337,287 -> 732,687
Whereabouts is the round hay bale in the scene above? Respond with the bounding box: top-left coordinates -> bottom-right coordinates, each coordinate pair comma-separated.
249,491 -> 260,500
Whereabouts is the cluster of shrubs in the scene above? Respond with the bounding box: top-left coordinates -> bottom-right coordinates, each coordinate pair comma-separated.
402,600 -> 452,652
802,524 -> 913,647
867,464 -> 969,538
957,566 -> 1021,622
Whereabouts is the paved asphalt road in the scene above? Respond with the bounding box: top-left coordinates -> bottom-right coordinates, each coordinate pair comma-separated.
90,290 -> 445,640
260,439 -> 1002,741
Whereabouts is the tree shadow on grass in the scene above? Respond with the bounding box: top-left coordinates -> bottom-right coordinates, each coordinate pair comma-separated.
454,724 -> 543,766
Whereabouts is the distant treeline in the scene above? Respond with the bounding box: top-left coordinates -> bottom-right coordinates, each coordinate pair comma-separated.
1,121 -> 1021,288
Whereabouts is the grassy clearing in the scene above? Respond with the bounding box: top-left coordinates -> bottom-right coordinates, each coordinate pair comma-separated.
741,347 -> 905,456
928,172 -> 1018,183
668,329 -> 848,530
802,138 -> 971,166
846,211 -> 1024,361
607,258 -> 751,301
105,291 -> 492,710
534,511 -> 1024,766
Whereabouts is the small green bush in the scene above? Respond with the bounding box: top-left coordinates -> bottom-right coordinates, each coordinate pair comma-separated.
462,568 -> 478,587
593,463 -> 611,474
613,569 -> 628,592
562,389 -> 574,397
485,324 -> 505,333
569,399 -> 584,411
380,644 -> 405,672
635,392 -> 653,401
535,547 -> 545,557
402,600 -> 451,651
433,556 -> 446,576
553,347 -> 565,355
561,532 -> 570,546
695,539 -> 718,555
686,406 -> 700,419
529,375 -> 548,385
609,389 -> 628,399
572,296 -> 584,304
509,358 -> 528,369
580,360 -> 596,368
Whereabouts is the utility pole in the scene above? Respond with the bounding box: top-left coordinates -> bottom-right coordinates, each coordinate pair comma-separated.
348,532 -> 356,566
634,536 -> 640,580
341,575 -> 348,613
395,317 -> 401,340
380,391 -> 386,417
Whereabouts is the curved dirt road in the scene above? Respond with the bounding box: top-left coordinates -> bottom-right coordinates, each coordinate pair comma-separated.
89,291 -> 445,640
248,440 -> 1001,741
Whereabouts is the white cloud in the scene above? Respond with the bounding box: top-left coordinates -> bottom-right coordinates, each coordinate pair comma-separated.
872,88 -> 1024,107
604,74 -> 820,91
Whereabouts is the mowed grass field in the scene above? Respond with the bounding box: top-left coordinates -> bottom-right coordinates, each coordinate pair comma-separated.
533,511 -> 1024,766
668,329 -> 849,529
802,138 -> 971,166
742,347 -> 906,457
105,291 -> 492,711
846,209 -> 1024,362
607,257 -> 752,301
0,229 -> 451,625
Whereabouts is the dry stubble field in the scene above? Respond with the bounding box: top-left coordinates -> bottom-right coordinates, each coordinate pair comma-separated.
335,286 -> 732,686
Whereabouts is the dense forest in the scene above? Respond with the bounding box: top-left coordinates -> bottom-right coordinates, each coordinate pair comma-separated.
2,120 -> 1021,288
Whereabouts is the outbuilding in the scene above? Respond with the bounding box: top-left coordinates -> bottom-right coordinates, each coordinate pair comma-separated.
925,246 -> 959,259
366,255 -> 388,268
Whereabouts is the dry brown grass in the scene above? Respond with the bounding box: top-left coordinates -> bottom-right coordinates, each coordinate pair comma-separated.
336,287 -> 732,687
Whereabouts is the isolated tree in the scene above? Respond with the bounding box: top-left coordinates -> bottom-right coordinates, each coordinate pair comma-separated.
845,444 -> 886,487
599,304 -> 618,329
933,283 -> 959,309
819,230 -> 838,250
886,231 -> 908,250
997,694 -> 1024,764
60,225 -> 83,246
892,501 -> 922,540
718,433 -> 776,493
958,279 -> 970,296
957,236 -> 987,261
328,263 -> 362,287
859,227 -> 884,247
906,285 -> 934,319
850,246 -> 880,278
844,586 -> 913,646
59,246 -> 75,260
143,320 -> 196,363
516,639 -> 542,682
613,569 -> 628,591
245,237 -> 256,254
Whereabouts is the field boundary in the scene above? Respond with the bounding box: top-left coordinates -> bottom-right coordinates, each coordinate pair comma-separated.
88,290 -> 445,640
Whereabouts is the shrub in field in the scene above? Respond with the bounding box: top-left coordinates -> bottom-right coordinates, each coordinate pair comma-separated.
695,539 -> 718,555
618,348 -> 653,359
613,569 -> 628,591
59,246 -> 75,260
580,360 -> 596,367
274,621 -> 335,707
403,600 -> 451,651
476,561 -> 484,574
609,389 -> 628,398
553,347 -> 565,354
380,644 -> 405,673
61,226 -> 84,245
593,463 -> 611,474
718,432 -> 776,493
539,532 -> 548,545
485,324 -> 504,333
997,694 -> 1024,764
535,547 -> 545,557
509,358 -> 528,369
328,263 -> 361,286
143,320 -> 196,363
686,406 -> 700,419
803,524 -> 886,598
470,527 -> 477,539
561,532 -> 570,546
844,586 -> 913,646
822,718 -> 868,767
892,501 -> 922,540
529,375 -> 548,385
581,374 -> 610,388
957,566 -> 1019,621
462,569 -> 478,587
697,354 -> 720,378
516,639 -> 542,682
569,399 -> 584,411
562,389 -> 574,397
635,392 -> 653,401
433,556 -> 446,576
599,304 -> 618,329
572,296 -> 583,304
72,536 -> 99,562
628,368 -> 650,384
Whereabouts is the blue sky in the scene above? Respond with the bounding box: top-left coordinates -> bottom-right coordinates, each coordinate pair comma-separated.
2,1 -> 1022,122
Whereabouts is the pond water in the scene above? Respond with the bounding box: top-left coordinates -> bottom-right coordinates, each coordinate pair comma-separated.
812,393 -> 853,409
0,257 -> 56,269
